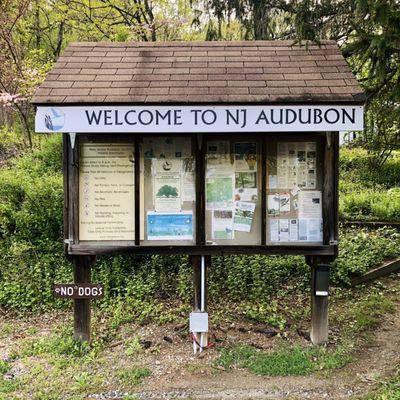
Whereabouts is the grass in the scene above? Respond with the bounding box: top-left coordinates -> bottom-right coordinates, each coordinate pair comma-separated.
117,366 -> 151,386
216,343 -> 352,376
367,367 -> 400,399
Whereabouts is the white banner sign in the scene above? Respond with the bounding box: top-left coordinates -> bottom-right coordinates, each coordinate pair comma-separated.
35,105 -> 363,133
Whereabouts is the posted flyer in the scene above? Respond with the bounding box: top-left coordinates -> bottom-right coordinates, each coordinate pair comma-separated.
233,201 -> 256,232
147,211 -> 193,241
206,175 -> 234,210
212,210 -> 234,239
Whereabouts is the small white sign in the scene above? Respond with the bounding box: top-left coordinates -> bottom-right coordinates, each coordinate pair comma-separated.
35,105 -> 364,133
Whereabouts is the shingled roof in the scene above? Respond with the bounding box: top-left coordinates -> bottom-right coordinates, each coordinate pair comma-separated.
32,40 -> 365,105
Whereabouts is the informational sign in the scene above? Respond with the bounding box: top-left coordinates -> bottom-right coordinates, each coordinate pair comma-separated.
53,284 -> 104,299
79,143 -> 135,241
36,105 -> 364,133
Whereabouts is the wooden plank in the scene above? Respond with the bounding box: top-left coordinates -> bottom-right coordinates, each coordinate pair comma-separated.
73,255 -> 96,343
308,257 -> 329,345
134,138 -> 140,245
196,134 -> 206,245
261,135 -> 267,245
341,220 -> 400,230
69,244 -> 336,256
62,133 -> 69,254
323,132 -> 335,245
351,257 -> 400,286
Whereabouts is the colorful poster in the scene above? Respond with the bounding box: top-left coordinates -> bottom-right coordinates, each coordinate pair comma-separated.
234,142 -> 257,171
235,172 -> 257,201
206,176 -> 234,210
147,212 -> 193,240
153,159 -> 181,212
233,201 -> 256,232
212,210 -> 234,239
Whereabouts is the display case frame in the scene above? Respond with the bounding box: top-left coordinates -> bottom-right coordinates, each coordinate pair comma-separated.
64,131 -> 338,257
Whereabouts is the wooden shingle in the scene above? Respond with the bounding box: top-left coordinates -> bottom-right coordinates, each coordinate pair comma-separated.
32,40 -> 365,104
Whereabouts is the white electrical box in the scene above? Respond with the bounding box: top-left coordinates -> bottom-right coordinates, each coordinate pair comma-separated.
189,312 -> 208,333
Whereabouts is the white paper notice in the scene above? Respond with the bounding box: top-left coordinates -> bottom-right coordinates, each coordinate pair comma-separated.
212,210 -> 234,239
79,143 -> 135,241
268,175 -> 277,189
299,218 -> 323,242
267,194 -> 280,216
279,193 -> 291,213
269,219 -> 279,242
298,190 -> 322,219
289,219 -> 299,241
279,219 -> 290,242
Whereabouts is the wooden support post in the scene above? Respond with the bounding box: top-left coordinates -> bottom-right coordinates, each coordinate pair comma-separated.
309,257 -> 330,345
73,255 -> 96,343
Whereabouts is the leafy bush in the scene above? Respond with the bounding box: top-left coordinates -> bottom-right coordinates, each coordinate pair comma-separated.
0,136 -> 398,314
331,227 -> 400,285
339,148 -> 400,221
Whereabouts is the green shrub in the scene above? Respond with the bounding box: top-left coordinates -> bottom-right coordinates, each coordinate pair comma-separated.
331,227 -> 400,285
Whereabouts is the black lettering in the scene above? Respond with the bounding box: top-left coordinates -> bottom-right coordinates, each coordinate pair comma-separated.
314,109 -> 322,124
85,110 -> 102,125
271,109 -> 283,124
191,109 -> 201,125
324,108 -> 340,124
255,110 -> 269,124
104,109 -> 112,125
299,108 -> 312,124
241,109 -> 247,128
124,110 -> 137,125
138,110 -> 153,125
285,109 -> 296,124
226,109 -> 240,125
174,110 -> 182,125
155,110 -> 171,125
342,108 -> 355,124
201,110 -> 217,125
115,110 -> 123,125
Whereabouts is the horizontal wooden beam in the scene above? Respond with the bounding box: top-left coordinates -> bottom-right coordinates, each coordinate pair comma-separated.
68,244 -> 335,256
351,257 -> 400,286
341,220 -> 400,230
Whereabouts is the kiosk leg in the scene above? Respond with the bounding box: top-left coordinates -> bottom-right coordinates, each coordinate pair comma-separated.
308,257 -> 330,345
191,255 -> 209,352
73,255 -> 95,343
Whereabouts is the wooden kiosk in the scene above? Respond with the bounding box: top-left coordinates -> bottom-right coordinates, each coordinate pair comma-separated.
33,40 -> 365,346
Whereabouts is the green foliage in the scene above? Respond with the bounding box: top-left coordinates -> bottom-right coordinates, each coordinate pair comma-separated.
339,148 -> 400,222
331,227 -> 400,285
352,293 -> 395,333
367,365 -> 400,400
216,343 -> 352,376
117,366 -> 151,386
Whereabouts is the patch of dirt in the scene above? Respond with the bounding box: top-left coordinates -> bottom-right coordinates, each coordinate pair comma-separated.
101,279 -> 400,400
1,277 -> 399,400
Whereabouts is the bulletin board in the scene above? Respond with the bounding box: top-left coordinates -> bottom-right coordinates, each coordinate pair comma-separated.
66,132 -> 337,256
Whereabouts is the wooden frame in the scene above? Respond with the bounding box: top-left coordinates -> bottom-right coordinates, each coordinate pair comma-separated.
63,131 -> 339,257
